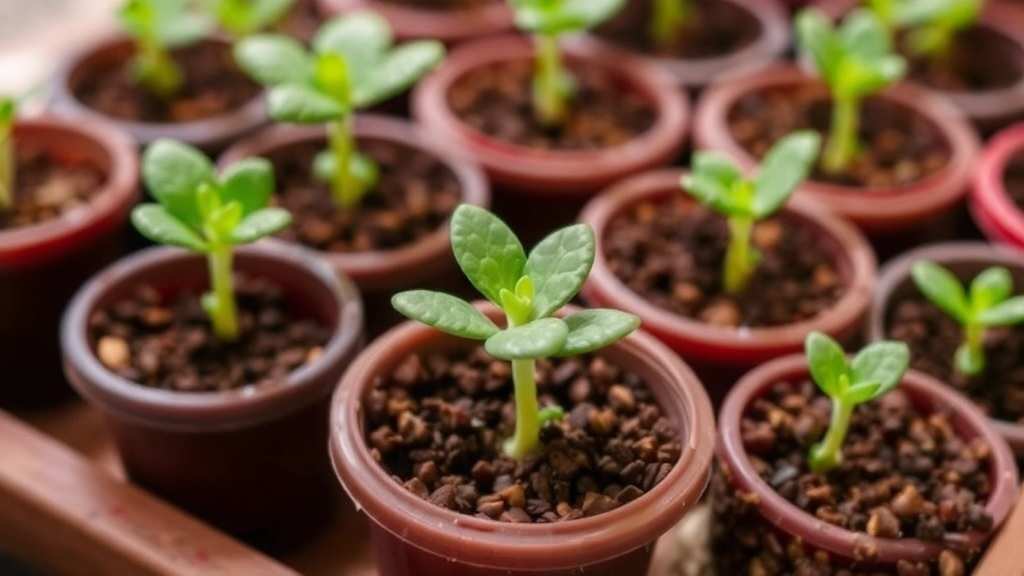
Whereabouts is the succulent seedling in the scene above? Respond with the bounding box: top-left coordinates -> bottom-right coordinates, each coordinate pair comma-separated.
795,8 -> 907,174
911,261 -> 1024,376
392,204 -> 640,459
507,0 -> 626,127
234,13 -> 443,209
681,130 -> 821,295
805,331 -> 909,474
118,0 -> 213,98
133,139 -> 291,341
869,0 -> 980,62
208,0 -> 296,38
650,0 -> 692,47
0,96 -> 15,211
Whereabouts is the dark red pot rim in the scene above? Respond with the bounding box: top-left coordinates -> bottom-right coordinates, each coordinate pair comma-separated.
217,114 -> 490,292
330,303 -> 715,570
61,244 -> 364,431
719,354 -> 1020,563
971,122 -> 1024,248
578,169 -> 876,363
314,0 -> 513,43
0,115 -> 138,268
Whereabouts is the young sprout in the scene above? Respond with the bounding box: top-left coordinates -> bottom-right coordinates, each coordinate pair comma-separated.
650,0 -> 692,47
208,0 -> 296,38
234,13 -> 443,209
392,204 -> 640,459
805,331 -> 909,474
0,96 -> 15,211
132,139 -> 292,341
911,261 -> 1024,376
795,8 -> 907,175
869,0 -> 980,62
681,130 -> 821,295
507,0 -> 626,127
117,0 -> 213,98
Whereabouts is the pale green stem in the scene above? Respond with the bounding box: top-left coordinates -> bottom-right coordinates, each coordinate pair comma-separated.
724,216 -> 754,294
650,0 -> 691,46
136,38 -> 183,99
0,128 -> 12,210
505,357 -> 541,459
327,116 -> 360,209
207,246 -> 239,341
809,398 -> 854,474
822,96 -> 858,175
956,322 -> 986,375
533,33 -> 566,127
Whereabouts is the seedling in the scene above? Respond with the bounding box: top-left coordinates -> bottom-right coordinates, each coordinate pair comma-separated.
234,13 -> 443,209
650,0 -> 692,47
681,131 -> 821,294
911,261 -> 1024,376
507,0 -> 626,127
0,96 -> 15,211
207,0 -> 296,38
392,205 -> 640,459
132,139 -> 292,341
869,0 -> 980,62
795,8 -> 906,174
117,0 -> 213,98
805,331 -> 909,474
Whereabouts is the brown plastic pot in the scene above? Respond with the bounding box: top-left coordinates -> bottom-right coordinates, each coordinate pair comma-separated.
61,244 -> 364,548
50,36 -> 267,152
0,116 -> 138,408
329,303 -> 715,576
971,122 -> 1024,250
579,169 -> 876,407
412,35 -> 689,243
315,0 -> 513,44
716,354 -> 1020,571
866,241 -> 1024,458
693,65 -> 980,246
218,114 -> 489,336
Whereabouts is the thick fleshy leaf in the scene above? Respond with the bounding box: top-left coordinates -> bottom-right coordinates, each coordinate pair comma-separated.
843,381 -> 883,404
234,34 -> 312,86
839,8 -> 892,61
130,204 -> 207,252
220,0 -> 295,34
850,340 -> 909,396
969,266 -> 1012,313
562,0 -> 627,29
219,158 -> 275,216
142,139 -> 214,229
805,332 -> 849,397
692,152 -> 744,191
392,290 -> 499,340
795,8 -> 841,83
450,205 -> 526,306
681,170 -> 750,217
977,296 -> 1024,326
313,12 -> 391,72
485,318 -> 568,360
158,13 -> 213,47
229,207 -> 291,244
512,6 -> 587,34
267,84 -> 347,123
208,201 -> 243,240
555,309 -> 640,356
911,261 -> 969,323
752,131 -> 820,217
523,224 -> 594,320
354,41 -> 445,107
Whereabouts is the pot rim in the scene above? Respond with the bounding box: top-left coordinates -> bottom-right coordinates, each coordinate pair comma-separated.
971,122 -> 1024,247
719,354 -> 1020,563
314,0 -> 513,43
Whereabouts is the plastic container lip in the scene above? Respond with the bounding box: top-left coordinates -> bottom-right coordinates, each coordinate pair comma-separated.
330,303 -> 716,571
719,354 -> 1020,564
61,243 -> 364,432
314,0 -> 514,44
972,123 -> 1024,248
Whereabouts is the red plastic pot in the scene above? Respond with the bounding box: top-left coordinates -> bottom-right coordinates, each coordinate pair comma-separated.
329,304 -> 715,576
866,241 -> 1024,458
413,35 -> 689,243
716,354 -> 1020,571
579,169 -> 876,407
218,114 -> 489,336
971,122 -> 1024,250
50,36 -> 267,152
61,244 -> 364,548
0,116 -> 138,408
315,0 -> 513,45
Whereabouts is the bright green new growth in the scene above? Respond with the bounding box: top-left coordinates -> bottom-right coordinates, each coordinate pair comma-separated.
117,0 -> 212,98
0,97 -> 15,211
869,0 -> 980,61
133,139 -> 292,341
392,205 -> 640,459
681,131 -> 821,294
805,331 -> 909,474
209,0 -> 296,38
795,8 -> 906,175
650,0 -> 692,46
234,13 -> 443,209
507,0 -> 626,127
911,261 -> 1024,376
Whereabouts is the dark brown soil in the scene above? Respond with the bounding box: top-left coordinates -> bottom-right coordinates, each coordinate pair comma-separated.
1005,154 -> 1024,212
265,138 -> 460,253
0,143 -> 102,230
73,40 -> 260,123
888,296 -> 1024,424
89,276 -> 330,392
594,0 -> 759,59
447,59 -> 656,150
712,380 -> 995,575
728,84 -> 950,188
603,198 -> 844,329
380,0 -> 499,9
365,346 -> 681,523
276,0 -> 322,42
908,26 -> 1024,92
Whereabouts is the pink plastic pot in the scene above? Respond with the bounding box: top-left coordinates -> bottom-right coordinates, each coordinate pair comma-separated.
715,354 -> 1020,571
0,116 -> 138,407
971,122 -> 1024,250
579,169 -> 876,407
330,304 -> 715,576
315,0 -> 513,45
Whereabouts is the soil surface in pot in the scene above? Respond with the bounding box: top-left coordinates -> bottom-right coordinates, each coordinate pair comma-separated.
379,0 -> 499,9
365,346 -> 681,523
594,0 -> 759,59
888,297 -> 1024,424
448,59 -> 655,150
267,138 -> 460,253
907,26 -> 1024,92
712,379 -> 995,575
72,40 -> 260,123
1005,154 -> 1024,212
89,276 -> 330,392
603,198 -> 843,328
0,143 -> 103,230
728,85 -> 949,188
276,0 -> 322,42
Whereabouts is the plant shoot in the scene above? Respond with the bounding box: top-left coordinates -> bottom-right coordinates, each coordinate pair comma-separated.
805,331 -> 909,474
681,131 -> 820,294
0,96 -> 15,211
869,0 -> 981,62
234,13 -> 443,209
117,0 -> 213,98
392,204 -> 640,459
650,0 -> 692,47
133,139 -> 291,341
912,261 -> 1024,376
208,0 -> 296,38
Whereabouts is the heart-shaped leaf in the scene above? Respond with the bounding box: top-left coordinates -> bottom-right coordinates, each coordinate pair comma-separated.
229,207 -> 292,244
523,223 -> 594,320
392,290 -> 500,340
130,204 -> 207,252
219,157 -> 275,216
450,204 -> 527,306
142,139 -> 214,229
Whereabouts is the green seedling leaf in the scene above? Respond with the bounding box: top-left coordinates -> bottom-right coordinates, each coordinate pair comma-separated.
911,260 -> 969,323
450,204 -> 527,306
977,297 -> 1024,326
142,139 -> 215,228
969,266 -> 1012,313
312,10 -> 392,74
130,204 -> 208,251
796,8 -> 842,83
267,84 -> 348,123
509,0 -> 626,34
840,8 -> 894,61
230,207 -> 292,243
220,158 -> 275,215
806,331 -> 849,398
523,224 -> 595,320
538,405 -> 565,425
751,131 -> 821,217
353,41 -> 445,107
557,309 -> 640,356
212,0 -> 296,37
233,35 -> 312,85
118,0 -> 211,96
392,290 -> 500,340
850,340 -> 910,396
843,381 -> 882,404
485,317 -> 569,360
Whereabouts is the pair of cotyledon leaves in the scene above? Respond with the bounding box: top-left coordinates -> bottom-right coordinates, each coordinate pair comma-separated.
393,205 -> 640,362
912,262 -> 1024,329
868,0 -> 980,31
214,0 -> 296,37
806,332 -> 909,407
118,0 -> 212,49
507,0 -> 626,35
